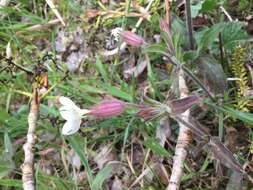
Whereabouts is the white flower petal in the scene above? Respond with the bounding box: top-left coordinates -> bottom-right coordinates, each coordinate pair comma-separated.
62,119 -> 81,135
59,96 -> 77,107
59,106 -> 80,121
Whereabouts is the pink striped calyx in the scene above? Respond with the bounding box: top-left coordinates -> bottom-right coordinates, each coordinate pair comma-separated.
89,99 -> 126,118
121,31 -> 146,47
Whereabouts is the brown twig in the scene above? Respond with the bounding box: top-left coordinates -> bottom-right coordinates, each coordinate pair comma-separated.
21,88 -> 39,190
167,69 -> 192,190
16,19 -> 61,35
165,0 -> 170,24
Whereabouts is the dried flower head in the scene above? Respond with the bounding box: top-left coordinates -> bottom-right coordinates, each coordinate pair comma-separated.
111,27 -> 123,42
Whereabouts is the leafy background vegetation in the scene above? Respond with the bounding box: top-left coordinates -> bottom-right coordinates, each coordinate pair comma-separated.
0,0 -> 253,189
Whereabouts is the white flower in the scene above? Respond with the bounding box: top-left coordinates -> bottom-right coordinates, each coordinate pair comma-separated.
111,27 -> 123,42
59,96 -> 90,135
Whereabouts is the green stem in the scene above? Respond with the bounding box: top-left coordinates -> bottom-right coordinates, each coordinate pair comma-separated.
163,53 -> 216,102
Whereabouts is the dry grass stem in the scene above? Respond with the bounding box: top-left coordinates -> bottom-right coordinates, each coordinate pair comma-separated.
167,69 -> 192,190
16,19 -> 61,35
45,0 -> 65,26
21,89 -> 39,190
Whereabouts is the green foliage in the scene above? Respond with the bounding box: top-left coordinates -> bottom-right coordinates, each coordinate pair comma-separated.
95,55 -> 110,82
206,102 -> 253,126
68,136 -> 94,187
171,16 -> 188,49
201,0 -> 220,12
197,22 -> 226,52
149,13 -> 161,33
91,164 -> 113,190
151,0 -> 160,14
191,1 -> 204,18
0,179 -> 22,188
221,22 -> 248,50
0,0 -> 252,189
143,138 -> 170,157
239,0 -> 252,11
196,21 -> 248,54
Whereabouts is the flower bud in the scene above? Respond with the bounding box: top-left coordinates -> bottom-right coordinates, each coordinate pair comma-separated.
89,99 -> 126,118
121,31 -> 145,47
160,19 -> 175,53
160,19 -> 170,34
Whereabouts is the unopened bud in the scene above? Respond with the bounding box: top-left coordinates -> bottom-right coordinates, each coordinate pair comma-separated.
89,99 -> 126,118
122,31 -> 146,47
160,19 -> 170,34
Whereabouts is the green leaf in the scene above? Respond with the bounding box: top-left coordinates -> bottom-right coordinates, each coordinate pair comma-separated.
145,43 -> 168,55
221,22 -> 248,50
144,138 -> 170,157
223,106 -> 253,126
202,0 -> 218,12
91,164 -> 113,190
94,55 -> 109,82
102,85 -> 133,102
198,22 -> 226,51
80,84 -> 105,94
183,50 -> 199,61
191,1 -> 203,18
171,17 -> 188,47
206,102 -> 253,126
4,131 -> 13,157
40,104 -> 58,117
36,172 -> 74,190
68,136 -> 94,187
0,162 -> 15,179
0,179 -> 22,188
0,109 -> 10,124
239,0 -> 249,10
